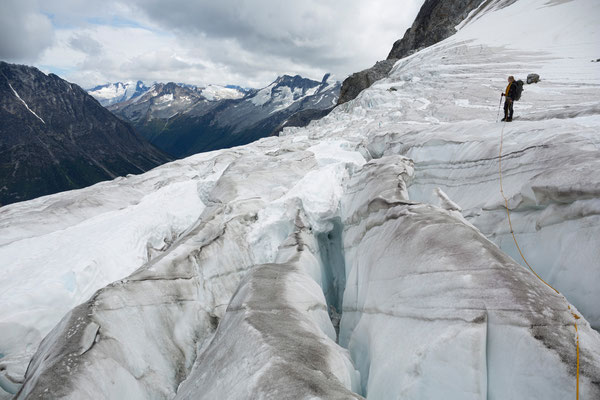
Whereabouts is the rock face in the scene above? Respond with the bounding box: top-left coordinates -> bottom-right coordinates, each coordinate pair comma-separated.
338,0 -> 485,104
110,74 -> 340,158
0,62 -> 171,206
271,106 -> 335,136
337,60 -> 397,105
386,0 -> 484,60
527,73 -> 541,83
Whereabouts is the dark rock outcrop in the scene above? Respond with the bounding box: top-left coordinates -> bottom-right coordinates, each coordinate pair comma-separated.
0,62 -> 171,206
338,0 -> 486,105
527,73 -> 540,84
271,107 -> 334,136
337,60 -> 398,105
387,0 -> 484,60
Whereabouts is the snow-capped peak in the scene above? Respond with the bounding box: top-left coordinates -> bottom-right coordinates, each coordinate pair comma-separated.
87,80 -> 149,106
249,74 -> 334,110
200,85 -> 246,101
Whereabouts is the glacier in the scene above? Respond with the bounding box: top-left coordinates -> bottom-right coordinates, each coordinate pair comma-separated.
200,85 -> 246,101
1,0 -> 600,398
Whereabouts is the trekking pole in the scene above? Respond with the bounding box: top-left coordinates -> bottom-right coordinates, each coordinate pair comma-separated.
496,94 -> 503,123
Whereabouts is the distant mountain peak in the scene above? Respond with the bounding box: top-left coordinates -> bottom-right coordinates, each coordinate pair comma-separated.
87,80 -> 150,106
273,74 -> 321,90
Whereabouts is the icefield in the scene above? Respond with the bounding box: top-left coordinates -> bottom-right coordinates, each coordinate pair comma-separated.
1,0 -> 600,398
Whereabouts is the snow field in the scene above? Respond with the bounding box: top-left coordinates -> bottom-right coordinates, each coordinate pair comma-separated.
200,85 -> 245,101
13,138 -> 370,398
0,176 -> 205,394
175,230 -> 362,399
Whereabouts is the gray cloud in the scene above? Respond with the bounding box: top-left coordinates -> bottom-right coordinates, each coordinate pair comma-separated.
120,51 -> 206,76
0,0 -> 55,62
6,0 -> 424,88
69,33 -> 103,55
126,0 -> 422,78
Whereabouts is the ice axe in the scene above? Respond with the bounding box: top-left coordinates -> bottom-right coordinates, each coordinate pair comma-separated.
496,94 -> 503,123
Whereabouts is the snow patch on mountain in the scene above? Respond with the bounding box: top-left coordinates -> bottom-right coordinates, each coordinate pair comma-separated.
87,81 -> 149,106
156,93 -> 174,104
201,85 -> 245,101
6,82 -> 45,124
250,82 -> 276,107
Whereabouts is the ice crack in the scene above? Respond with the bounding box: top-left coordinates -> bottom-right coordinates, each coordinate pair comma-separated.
317,218 -> 347,341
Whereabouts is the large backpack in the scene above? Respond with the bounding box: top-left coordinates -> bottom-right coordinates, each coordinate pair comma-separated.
514,80 -> 524,101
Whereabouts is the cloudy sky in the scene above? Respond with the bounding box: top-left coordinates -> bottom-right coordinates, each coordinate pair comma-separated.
1,0 -> 423,89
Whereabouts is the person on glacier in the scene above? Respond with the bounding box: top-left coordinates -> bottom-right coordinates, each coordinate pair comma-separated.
501,76 -> 517,122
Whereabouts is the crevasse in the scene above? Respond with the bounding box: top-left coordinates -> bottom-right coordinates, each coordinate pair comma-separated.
317,217 -> 347,339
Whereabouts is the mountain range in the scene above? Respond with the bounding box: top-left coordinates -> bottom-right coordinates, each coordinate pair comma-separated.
88,81 -> 251,106
104,74 -> 340,158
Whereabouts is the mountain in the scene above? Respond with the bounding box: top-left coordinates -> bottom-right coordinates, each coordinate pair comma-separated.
87,80 -> 150,106
2,0 -> 600,398
108,82 -> 206,136
89,81 -> 248,105
338,0 -> 485,104
387,0 -> 484,60
0,62 -> 171,206
108,74 -> 340,158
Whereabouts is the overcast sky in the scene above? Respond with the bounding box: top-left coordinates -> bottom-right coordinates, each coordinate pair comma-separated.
1,0 -> 423,89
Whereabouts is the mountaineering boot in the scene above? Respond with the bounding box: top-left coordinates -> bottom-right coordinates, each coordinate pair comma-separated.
507,117 -> 512,122
501,117 -> 507,122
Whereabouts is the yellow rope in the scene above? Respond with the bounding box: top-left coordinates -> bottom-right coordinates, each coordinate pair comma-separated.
498,123 -> 559,293
570,305 -> 581,399
498,121 -> 579,399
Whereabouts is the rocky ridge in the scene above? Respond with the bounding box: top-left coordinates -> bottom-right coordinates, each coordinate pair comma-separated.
338,0 -> 486,104
0,62 -> 171,206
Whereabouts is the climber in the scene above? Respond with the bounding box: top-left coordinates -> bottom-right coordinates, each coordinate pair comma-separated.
501,76 -> 517,122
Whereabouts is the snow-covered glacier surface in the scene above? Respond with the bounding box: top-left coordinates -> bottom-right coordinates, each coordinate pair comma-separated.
2,0 -> 600,398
